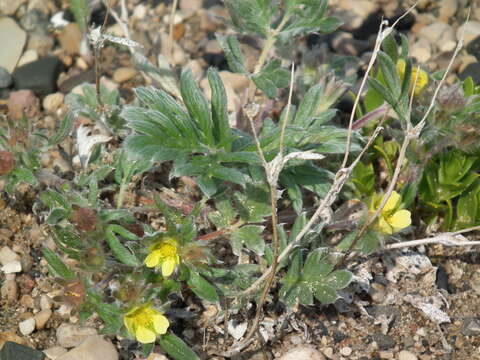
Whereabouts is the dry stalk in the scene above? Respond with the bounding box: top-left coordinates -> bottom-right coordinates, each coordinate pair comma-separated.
339,11 -> 467,266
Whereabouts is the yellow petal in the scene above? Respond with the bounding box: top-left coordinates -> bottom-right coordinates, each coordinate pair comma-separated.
396,59 -> 406,77
413,69 -> 428,95
152,314 -> 169,335
378,216 -> 393,235
145,251 -> 161,268
162,257 -> 176,277
124,315 -> 135,334
389,209 -> 411,232
383,191 -> 401,212
135,326 -> 157,343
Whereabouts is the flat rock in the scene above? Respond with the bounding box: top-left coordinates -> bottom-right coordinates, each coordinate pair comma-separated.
19,317 -> 35,335
398,350 -> 418,360
18,50 -> 39,67
373,333 -> 396,350
457,21 -> 480,45
1,278 -> 18,302
0,246 -> 20,265
57,336 -> 118,360
278,345 -> 326,360
13,56 -> 64,95
0,0 -> 27,15
7,90 -> 40,120
0,17 -> 27,73
0,341 -> 45,360
1,260 -> 22,274
461,317 -> 480,336
43,346 -> 68,360
56,324 -> 97,348
459,62 -> 480,84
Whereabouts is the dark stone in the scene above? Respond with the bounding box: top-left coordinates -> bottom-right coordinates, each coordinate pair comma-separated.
332,330 -> 347,343
20,10 -> 50,33
459,62 -> 480,84
461,317 -> 480,336
389,11 -> 416,32
13,56 -> 64,96
466,36 -> 480,60
372,333 -> 396,350
0,67 -> 12,89
58,69 -> 96,93
436,266 -> 451,293
89,2 -> 116,27
203,53 -> 229,71
204,0 -> 221,8
353,11 -> 384,40
0,341 -> 45,360
315,321 -> 329,337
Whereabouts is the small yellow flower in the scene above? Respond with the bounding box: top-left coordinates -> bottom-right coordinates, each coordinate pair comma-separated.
144,237 -> 180,277
396,59 -> 428,96
370,191 -> 411,234
124,304 -> 169,343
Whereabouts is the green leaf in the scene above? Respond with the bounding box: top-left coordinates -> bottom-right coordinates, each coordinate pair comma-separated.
313,284 -> 338,304
49,112 -> 75,145
180,70 -> 214,146
231,225 -> 265,255
209,165 -> 245,186
326,270 -> 353,289
208,68 -> 231,149
216,35 -> 248,74
378,51 -> 401,98
252,60 -> 290,99
105,230 -> 140,267
224,0 -> 272,36
159,333 -> 199,360
187,270 -> 219,302
382,31 -> 399,62
303,249 -> 333,282
42,247 -> 76,280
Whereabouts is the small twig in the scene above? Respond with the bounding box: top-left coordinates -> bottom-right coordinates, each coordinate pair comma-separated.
341,4 -> 416,168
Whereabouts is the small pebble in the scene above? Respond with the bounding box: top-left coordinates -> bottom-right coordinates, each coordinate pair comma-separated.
43,92 -> 64,113
35,309 -> 52,330
279,345 -> 325,360
112,67 -> 138,84
0,246 -> 19,266
340,347 -> 352,356
19,317 -> 35,335
1,278 -> 18,302
398,350 -> 419,360
56,323 -> 97,348
1,260 -> 22,274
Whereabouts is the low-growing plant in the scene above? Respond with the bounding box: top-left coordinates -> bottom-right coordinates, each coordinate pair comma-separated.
20,1 -> 478,359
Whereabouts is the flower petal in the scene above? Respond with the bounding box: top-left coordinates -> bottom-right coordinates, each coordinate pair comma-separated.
145,251 -> 161,268
162,257 -> 176,277
152,314 -> 169,335
378,216 -> 393,235
136,326 -> 157,343
390,209 -> 411,232
383,191 -> 401,212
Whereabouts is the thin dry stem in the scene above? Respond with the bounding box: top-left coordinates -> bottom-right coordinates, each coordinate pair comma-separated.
341,4 -> 416,168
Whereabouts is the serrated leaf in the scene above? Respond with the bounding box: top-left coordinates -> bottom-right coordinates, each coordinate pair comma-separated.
50,112 -> 75,145
159,333 -> 199,360
187,270 -> 219,302
210,165 -> 245,186
105,230 -> 140,267
313,284 -> 338,304
42,248 -> 76,280
180,70 -> 214,146
326,270 -> 353,289
216,35 -> 248,74
208,68 -> 231,148
224,0 -> 272,36
252,60 -> 290,99
231,225 -> 265,255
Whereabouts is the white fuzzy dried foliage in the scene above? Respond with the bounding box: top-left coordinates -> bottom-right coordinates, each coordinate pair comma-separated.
76,125 -> 111,167
404,294 -> 451,324
88,27 -> 143,49
266,151 -> 325,186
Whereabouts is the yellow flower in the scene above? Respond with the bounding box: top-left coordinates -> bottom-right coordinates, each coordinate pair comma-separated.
124,304 -> 169,343
370,191 -> 411,234
144,237 -> 180,277
396,59 -> 428,96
